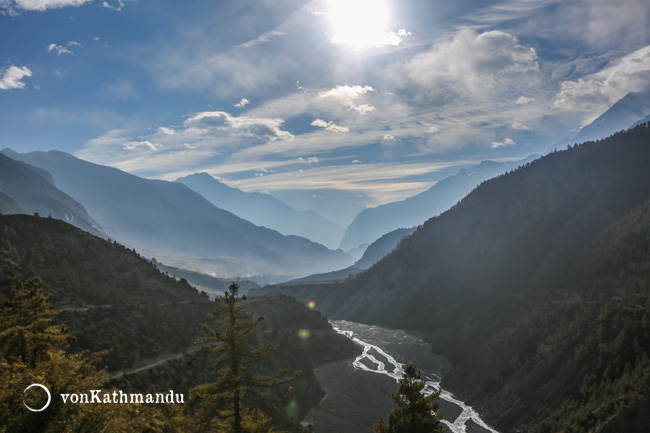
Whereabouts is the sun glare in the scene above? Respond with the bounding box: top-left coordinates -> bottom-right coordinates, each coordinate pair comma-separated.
328,0 -> 397,50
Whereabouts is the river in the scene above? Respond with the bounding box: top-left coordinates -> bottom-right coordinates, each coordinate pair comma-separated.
303,320 -> 499,433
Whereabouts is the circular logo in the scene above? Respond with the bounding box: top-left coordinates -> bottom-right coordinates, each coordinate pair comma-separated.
23,383 -> 51,412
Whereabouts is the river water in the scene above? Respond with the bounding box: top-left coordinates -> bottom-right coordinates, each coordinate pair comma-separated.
304,320 -> 499,433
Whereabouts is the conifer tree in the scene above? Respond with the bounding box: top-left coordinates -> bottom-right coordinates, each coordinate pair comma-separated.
0,277 -> 71,368
0,277 -> 121,433
188,283 -> 299,433
374,363 -> 446,433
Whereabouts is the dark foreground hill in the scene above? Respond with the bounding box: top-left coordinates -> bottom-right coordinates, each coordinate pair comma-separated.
1,149 -> 352,278
254,123 -> 650,432
0,214 -> 358,430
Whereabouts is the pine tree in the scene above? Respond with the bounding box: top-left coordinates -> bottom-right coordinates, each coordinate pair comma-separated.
0,277 -> 71,368
0,277 -> 121,433
374,363 -> 446,433
188,283 -> 299,433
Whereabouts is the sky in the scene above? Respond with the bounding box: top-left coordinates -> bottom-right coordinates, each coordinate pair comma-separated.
1,0 -> 650,222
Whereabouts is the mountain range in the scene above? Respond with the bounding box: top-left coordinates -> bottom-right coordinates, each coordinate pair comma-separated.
290,226 -> 416,283
1,149 -> 352,279
338,156 -> 538,251
0,152 -> 107,238
253,123 -> 650,432
176,172 -> 345,250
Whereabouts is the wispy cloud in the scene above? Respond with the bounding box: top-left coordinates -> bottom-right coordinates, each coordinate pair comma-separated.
491,138 -> 516,149
0,65 -> 32,90
311,119 -> 349,133
1,0 -> 91,14
552,45 -> 650,125
393,28 -> 539,99
226,160 -> 476,206
234,98 -> 250,108
47,43 -> 74,55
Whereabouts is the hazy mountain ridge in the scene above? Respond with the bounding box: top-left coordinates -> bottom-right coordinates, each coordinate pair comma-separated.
1,149 -> 353,278
256,123 -> 650,431
339,157 -> 538,251
0,152 -> 107,238
177,172 -> 345,249
289,227 -> 417,283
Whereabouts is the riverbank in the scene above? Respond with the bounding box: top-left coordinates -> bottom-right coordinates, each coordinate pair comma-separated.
304,320 -> 497,433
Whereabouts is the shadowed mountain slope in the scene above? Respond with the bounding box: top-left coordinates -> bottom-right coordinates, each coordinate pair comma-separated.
255,123 -> 650,432
339,157 -> 538,251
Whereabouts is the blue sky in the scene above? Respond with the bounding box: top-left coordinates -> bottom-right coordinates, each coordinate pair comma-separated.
1,0 -> 650,220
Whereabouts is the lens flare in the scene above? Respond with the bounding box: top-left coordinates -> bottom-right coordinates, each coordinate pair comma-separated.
298,329 -> 311,339
286,399 -> 298,420
307,300 -> 316,309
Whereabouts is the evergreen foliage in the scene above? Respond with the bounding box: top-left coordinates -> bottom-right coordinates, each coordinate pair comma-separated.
374,363 -> 446,433
188,283 -> 300,433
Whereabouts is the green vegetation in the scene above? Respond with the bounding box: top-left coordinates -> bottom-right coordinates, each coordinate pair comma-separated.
0,277 -> 151,433
374,363 -> 446,433
0,214 -> 211,371
0,214 -> 357,431
257,123 -> 650,432
188,283 -> 299,432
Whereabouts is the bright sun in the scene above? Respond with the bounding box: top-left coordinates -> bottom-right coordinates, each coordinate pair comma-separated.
328,0 -> 397,50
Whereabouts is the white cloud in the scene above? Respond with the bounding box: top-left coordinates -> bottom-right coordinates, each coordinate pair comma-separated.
123,140 -> 162,151
396,28 -> 539,98
47,43 -> 73,55
297,156 -> 319,164
383,133 -> 395,140
311,118 -> 349,133
516,96 -> 535,105
67,41 -> 83,47
184,111 -> 294,142
512,118 -> 531,130
77,111 -> 297,177
319,85 -> 374,100
318,85 -> 376,114
158,126 -> 175,135
101,0 -> 127,11
2,0 -> 90,12
0,65 -> 32,90
491,138 -> 516,148
552,45 -> 650,124
234,98 -> 250,108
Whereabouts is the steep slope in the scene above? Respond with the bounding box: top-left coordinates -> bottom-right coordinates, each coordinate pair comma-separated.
339,157 -> 537,251
177,172 -> 345,249
1,149 -> 352,278
290,227 -> 416,283
548,89 -> 650,152
257,124 -> 650,431
0,191 -> 23,214
0,214 -> 359,430
353,227 -> 416,270
0,153 -> 106,237
575,89 -> 650,144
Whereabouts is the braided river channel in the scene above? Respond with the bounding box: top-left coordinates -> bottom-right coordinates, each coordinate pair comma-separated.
303,320 -> 499,433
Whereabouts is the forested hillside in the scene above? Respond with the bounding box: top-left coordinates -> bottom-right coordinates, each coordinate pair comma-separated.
255,123 -> 650,432
0,215 -> 358,431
